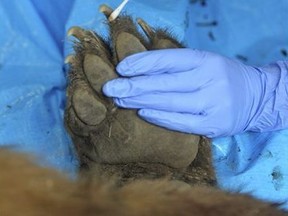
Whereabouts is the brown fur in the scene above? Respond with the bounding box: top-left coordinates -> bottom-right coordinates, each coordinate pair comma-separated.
54,4 -> 286,216
65,5 -> 202,186
0,150 -> 286,216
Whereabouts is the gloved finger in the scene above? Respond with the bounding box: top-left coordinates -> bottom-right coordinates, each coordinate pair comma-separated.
138,109 -> 216,138
103,70 -> 209,98
116,48 -> 207,76
114,92 -> 207,114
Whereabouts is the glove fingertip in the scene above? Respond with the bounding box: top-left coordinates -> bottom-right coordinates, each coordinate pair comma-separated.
103,78 -> 131,98
102,81 -> 115,97
116,59 -> 135,76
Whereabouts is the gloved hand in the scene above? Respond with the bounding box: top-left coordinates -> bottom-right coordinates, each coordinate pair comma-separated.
103,48 -> 288,138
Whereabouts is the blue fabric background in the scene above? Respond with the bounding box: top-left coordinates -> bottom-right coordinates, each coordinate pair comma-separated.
0,0 -> 287,208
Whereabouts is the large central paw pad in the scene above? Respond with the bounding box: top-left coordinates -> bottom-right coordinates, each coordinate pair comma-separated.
65,4 -> 209,183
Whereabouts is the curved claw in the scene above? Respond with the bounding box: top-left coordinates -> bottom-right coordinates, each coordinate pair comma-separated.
100,0 -> 129,22
99,4 -> 113,18
67,26 -> 87,41
137,18 -> 155,40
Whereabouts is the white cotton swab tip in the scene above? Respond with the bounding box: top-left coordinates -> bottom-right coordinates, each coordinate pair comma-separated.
108,0 -> 130,22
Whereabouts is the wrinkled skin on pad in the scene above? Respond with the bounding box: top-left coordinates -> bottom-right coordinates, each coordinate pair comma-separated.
65,4 -> 214,185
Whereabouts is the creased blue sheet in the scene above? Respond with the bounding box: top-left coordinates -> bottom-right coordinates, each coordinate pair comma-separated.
186,0 -> 288,208
0,0 -> 78,174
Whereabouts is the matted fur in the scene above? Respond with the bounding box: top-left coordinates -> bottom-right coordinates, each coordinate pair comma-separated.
0,150 -> 286,216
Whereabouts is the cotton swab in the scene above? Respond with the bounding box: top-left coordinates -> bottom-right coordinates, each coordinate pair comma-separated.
108,0 -> 130,22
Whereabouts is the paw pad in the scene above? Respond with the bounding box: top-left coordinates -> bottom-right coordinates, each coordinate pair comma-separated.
65,4 -> 214,185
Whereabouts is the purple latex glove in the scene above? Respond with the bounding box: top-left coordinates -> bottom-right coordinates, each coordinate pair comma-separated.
103,49 -> 288,138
